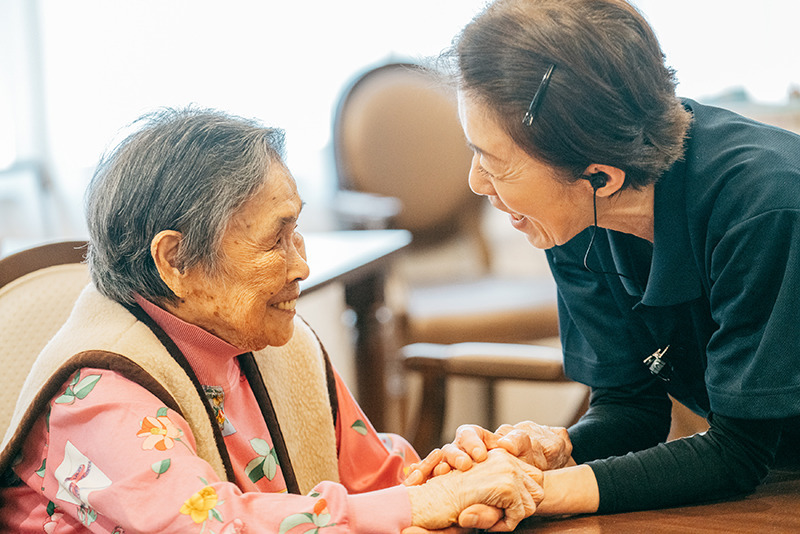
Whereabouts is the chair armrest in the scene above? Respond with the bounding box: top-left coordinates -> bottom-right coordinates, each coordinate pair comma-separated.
402,342 -> 567,382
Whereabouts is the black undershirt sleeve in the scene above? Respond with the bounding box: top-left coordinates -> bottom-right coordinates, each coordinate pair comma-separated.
568,381 -> 786,513
569,378 -> 673,464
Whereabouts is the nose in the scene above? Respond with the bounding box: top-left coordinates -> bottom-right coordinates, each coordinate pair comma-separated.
289,231 -> 310,282
468,154 -> 495,196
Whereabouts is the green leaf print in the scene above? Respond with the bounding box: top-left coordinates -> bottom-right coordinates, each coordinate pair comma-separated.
35,458 -> 46,478
151,459 -> 171,478
245,438 -> 280,483
279,512 -> 315,534
245,457 -> 265,484
54,393 -> 73,404
250,438 -> 271,456
156,407 -> 169,417
78,505 -> 98,527
209,507 -> 223,522
54,371 -> 101,404
278,500 -> 336,534
314,513 -> 333,527
73,374 -> 101,399
351,419 -> 368,436
265,452 -> 278,480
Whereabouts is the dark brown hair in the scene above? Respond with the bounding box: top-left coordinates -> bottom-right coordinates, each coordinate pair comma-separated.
450,0 -> 691,187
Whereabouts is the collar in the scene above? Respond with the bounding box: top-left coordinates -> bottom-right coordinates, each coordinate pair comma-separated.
134,294 -> 244,385
638,150 -> 703,307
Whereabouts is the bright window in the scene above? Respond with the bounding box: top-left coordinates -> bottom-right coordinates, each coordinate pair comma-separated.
3,0 -> 799,202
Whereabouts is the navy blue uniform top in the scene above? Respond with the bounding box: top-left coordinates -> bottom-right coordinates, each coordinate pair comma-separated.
546,99 -> 800,512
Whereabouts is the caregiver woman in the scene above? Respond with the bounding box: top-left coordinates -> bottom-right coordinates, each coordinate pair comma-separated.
408,0 -> 800,520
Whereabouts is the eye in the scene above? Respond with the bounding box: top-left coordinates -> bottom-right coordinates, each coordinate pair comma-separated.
269,224 -> 300,251
265,234 -> 284,251
477,164 -> 494,179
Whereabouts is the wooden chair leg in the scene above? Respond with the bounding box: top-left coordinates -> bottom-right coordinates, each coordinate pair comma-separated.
409,371 -> 447,456
485,379 -> 497,431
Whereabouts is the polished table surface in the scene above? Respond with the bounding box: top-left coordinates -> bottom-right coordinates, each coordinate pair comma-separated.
507,469 -> 800,533
301,230 -> 411,294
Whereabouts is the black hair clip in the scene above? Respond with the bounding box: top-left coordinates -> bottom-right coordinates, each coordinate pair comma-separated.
522,63 -> 556,127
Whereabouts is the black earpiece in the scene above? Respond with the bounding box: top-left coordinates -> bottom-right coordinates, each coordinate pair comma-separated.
587,172 -> 607,190
581,169 -> 642,291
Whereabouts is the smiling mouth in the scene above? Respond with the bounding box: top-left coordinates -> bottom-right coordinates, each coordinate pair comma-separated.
272,299 -> 297,311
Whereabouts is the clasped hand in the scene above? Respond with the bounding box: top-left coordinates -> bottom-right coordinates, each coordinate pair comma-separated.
403,421 -> 574,533
405,448 -> 542,532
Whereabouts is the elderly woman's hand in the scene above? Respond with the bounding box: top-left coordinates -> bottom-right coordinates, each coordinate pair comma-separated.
405,422 -> 573,485
493,421 -> 574,469
405,448 -> 544,531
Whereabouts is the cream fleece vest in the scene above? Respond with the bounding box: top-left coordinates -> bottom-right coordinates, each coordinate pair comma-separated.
1,284 -> 339,495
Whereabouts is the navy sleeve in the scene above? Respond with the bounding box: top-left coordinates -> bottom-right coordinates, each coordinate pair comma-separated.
568,378 -> 672,464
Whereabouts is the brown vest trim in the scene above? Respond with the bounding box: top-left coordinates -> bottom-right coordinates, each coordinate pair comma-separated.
0,350 -> 180,478
238,352 -> 300,494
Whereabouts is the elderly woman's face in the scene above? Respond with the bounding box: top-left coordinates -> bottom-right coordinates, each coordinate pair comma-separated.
174,165 -> 309,351
458,91 -> 592,249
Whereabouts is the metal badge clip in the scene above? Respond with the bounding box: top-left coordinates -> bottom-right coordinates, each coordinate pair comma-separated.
643,345 -> 672,381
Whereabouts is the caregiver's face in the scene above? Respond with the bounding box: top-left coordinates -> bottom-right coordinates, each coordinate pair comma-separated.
177,164 -> 309,351
459,91 -> 589,249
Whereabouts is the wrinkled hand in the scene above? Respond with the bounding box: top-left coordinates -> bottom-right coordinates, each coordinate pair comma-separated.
406,448 -> 543,531
402,502 -> 507,533
401,504 -> 505,534
405,422 -> 572,486
493,421 -> 573,469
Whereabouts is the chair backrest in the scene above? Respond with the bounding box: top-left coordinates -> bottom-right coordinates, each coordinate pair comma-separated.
0,240 -> 90,435
333,62 -> 484,247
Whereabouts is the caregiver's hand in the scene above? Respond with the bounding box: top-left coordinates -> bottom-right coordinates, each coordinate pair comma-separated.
405,448 -> 544,531
405,422 -> 573,485
493,421 -> 574,469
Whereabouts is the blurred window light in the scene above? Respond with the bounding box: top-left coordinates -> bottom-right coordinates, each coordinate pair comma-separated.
0,92 -> 15,170
2,0 -> 798,194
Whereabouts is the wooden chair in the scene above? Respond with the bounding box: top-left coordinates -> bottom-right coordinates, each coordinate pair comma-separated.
332,62 -> 587,449
403,341 -> 588,455
0,240 -> 89,436
404,342 -> 707,455
332,61 -> 561,347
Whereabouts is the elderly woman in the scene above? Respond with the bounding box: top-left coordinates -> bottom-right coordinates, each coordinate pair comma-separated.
0,109 -> 543,532
407,0 -> 800,526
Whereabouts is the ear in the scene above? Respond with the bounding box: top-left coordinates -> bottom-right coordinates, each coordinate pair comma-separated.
582,164 -> 626,197
150,230 -> 187,298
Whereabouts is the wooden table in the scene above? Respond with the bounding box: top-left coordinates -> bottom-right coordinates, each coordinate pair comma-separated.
508,469 -> 800,533
302,230 -> 411,430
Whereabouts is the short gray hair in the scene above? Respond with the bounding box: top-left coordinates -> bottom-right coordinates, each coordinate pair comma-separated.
85,107 -> 286,305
